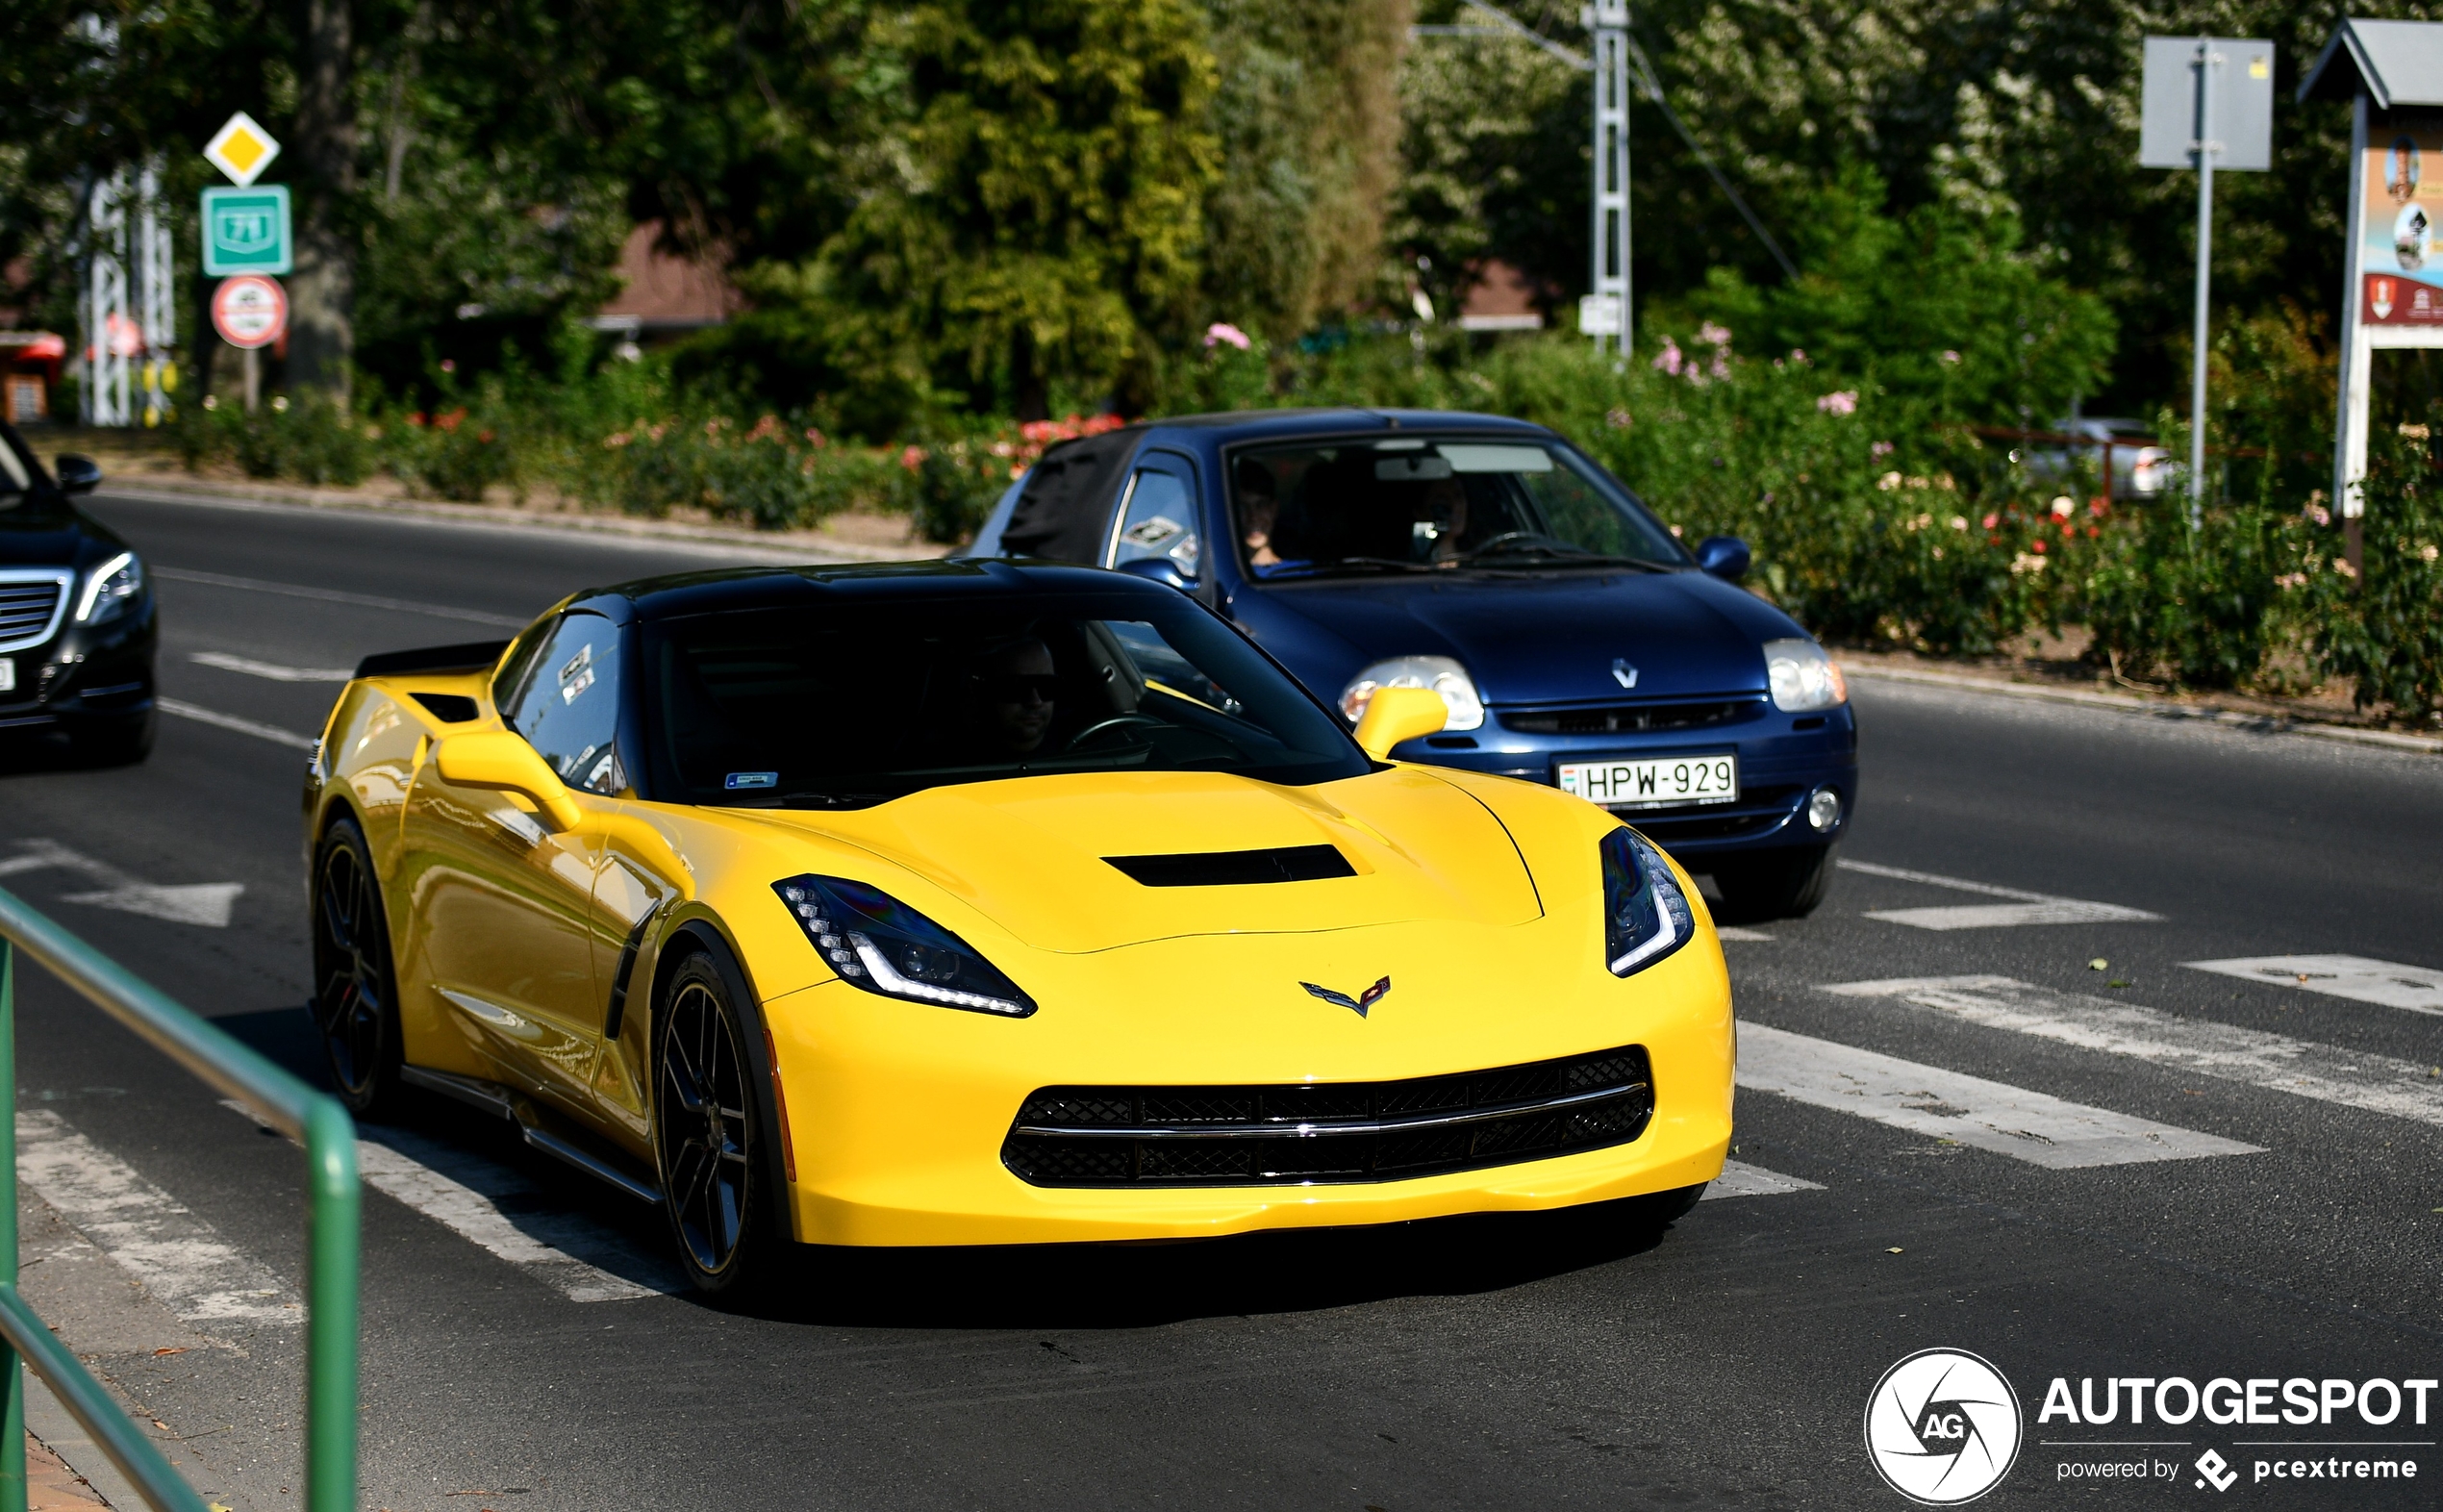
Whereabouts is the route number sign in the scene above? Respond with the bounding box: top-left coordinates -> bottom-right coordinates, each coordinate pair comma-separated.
211,276 -> 289,350
201,186 -> 292,276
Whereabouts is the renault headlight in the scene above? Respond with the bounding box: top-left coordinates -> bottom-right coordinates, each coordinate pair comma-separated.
1600,828 -> 1694,977
1339,655 -> 1485,731
773,874 -> 1035,1017
76,551 -> 144,624
1763,638 -> 1847,712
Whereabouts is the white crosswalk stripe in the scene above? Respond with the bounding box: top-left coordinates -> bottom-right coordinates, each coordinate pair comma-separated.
15,1109 -> 297,1330
1838,859 -> 2162,930
1823,975 -> 2443,1127
1703,1159 -> 1824,1198
2183,954 -> 2443,1018
1735,1021 -> 2259,1167
219,1101 -> 682,1301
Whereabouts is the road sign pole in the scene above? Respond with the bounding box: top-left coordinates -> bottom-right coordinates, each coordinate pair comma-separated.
2188,38 -> 2218,528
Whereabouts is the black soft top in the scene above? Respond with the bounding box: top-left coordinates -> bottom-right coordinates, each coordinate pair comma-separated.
995,425 -> 1146,562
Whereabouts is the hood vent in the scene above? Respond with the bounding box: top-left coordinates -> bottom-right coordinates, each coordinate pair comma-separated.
1104,844 -> 1356,887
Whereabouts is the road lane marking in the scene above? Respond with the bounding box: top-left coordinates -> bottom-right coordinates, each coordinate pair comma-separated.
2182,955 -> 2443,1019
1734,1021 -> 2258,1167
217,1102 -> 681,1301
157,697 -> 315,749
1824,974 -> 2443,1127
1,839 -> 245,927
189,651 -> 352,682
1837,859 -> 2162,929
1703,1159 -> 1824,1198
152,566 -> 526,628
1715,926 -> 1774,942
15,1108 -> 296,1329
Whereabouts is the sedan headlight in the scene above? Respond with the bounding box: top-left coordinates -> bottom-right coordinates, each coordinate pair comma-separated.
1339,655 -> 1485,731
76,551 -> 144,624
1763,638 -> 1847,712
772,874 -> 1035,1017
1600,828 -> 1694,976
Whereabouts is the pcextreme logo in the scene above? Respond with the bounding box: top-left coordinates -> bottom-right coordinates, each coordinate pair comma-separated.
1865,1348 -> 2025,1505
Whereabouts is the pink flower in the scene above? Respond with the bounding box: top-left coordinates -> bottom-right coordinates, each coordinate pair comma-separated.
2310,505 -> 2331,525
1697,321 -> 1731,347
439,359 -> 456,373
1788,348 -> 1808,365
1652,339 -> 1684,377
1870,440 -> 1894,458
1204,322 -> 1252,351
804,427 -> 827,448
899,445 -> 925,471
1605,407 -> 1632,430
1816,391 -> 1859,416
1939,350 -> 1961,365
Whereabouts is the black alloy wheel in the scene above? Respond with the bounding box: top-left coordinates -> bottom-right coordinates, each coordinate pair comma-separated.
311,818 -> 402,1114
655,952 -> 770,1293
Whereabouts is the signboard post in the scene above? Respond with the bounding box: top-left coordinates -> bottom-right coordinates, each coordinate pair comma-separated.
211,276 -> 288,413
2301,18 -> 2443,578
2140,36 -> 2276,525
198,112 -> 288,414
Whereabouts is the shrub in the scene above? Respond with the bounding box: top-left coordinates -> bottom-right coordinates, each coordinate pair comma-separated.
2313,425 -> 2443,720
174,392 -> 375,486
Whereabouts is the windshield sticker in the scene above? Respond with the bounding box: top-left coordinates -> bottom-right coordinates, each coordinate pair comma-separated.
1439,443 -> 1555,474
1122,515 -> 1185,547
724,771 -> 778,790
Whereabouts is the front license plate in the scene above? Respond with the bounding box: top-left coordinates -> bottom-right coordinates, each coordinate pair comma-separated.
0,659 -> 13,693
1557,753 -> 1739,809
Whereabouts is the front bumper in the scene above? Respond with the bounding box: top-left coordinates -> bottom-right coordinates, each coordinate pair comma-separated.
1389,698 -> 1857,859
0,606 -> 157,733
760,905 -> 1735,1247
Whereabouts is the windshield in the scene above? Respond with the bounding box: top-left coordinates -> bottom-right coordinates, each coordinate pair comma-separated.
1229,437 -> 1686,578
641,594 -> 1371,806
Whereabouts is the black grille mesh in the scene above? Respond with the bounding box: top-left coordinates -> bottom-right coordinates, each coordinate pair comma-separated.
0,581 -> 63,644
1003,1045 -> 1653,1187
1499,699 -> 1760,735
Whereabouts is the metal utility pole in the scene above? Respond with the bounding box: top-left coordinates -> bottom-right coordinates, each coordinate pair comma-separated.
1584,0 -> 1632,353
2186,39 -> 2219,528
80,171 -> 132,428
137,160 -> 176,427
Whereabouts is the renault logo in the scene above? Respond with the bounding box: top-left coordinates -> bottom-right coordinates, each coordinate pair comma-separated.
1612,659 -> 1640,689
1301,977 -> 1391,1018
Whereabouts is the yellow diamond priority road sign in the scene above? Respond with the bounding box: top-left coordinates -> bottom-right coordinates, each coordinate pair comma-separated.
202,112 -> 282,188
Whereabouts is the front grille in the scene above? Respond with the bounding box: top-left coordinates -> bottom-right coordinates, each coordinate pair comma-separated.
1500,697 -> 1762,736
1002,1045 -> 1653,1187
0,580 -> 65,646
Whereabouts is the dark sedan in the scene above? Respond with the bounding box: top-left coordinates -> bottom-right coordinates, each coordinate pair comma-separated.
0,422 -> 155,763
965,408 -> 1856,920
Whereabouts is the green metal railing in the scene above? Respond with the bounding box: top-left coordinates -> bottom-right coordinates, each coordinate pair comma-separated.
0,885 -> 359,1512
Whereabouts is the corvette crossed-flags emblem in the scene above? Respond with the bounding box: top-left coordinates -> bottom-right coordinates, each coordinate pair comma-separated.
1300,976 -> 1392,1018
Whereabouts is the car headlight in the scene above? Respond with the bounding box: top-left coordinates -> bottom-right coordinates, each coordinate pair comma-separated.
1339,655 -> 1484,731
772,874 -> 1035,1017
1600,828 -> 1694,976
1763,637 -> 1847,712
76,551 -> 144,624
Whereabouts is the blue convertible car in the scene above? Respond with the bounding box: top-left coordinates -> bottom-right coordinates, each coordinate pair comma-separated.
965,408 -> 1856,920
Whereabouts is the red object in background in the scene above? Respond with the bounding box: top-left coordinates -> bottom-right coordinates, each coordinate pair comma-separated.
211,275 -> 288,349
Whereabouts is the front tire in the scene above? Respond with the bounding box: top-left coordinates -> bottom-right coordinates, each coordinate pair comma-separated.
654,952 -> 776,1295
311,817 -> 405,1115
1709,844 -> 1836,923
68,710 -> 154,768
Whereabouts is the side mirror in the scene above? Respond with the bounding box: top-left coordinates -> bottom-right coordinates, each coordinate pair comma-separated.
1351,686 -> 1447,761
1695,535 -> 1750,581
1116,557 -> 1196,592
55,455 -> 102,495
434,731 -> 582,830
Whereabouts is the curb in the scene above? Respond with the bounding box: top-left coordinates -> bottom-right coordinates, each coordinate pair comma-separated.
1846,665 -> 2443,756
89,473 -> 944,563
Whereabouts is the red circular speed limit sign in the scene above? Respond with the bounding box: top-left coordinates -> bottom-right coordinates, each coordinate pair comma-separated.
211,275 -> 288,349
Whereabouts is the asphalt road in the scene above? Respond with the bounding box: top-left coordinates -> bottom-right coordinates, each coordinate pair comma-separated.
2,488 -> 2437,1511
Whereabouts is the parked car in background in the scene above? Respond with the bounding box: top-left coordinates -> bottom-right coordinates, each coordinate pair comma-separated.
0,421 -> 154,764
2021,416 -> 2172,501
965,409 -> 1858,920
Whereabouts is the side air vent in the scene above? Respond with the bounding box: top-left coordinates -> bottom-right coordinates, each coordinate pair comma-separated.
410,692 -> 482,723
1104,844 -> 1356,887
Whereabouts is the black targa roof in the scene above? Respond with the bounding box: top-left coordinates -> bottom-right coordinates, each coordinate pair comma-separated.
997,425 -> 1146,563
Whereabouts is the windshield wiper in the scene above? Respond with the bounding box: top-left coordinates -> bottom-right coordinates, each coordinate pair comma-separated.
779,792 -> 894,810
1453,545 -> 1675,571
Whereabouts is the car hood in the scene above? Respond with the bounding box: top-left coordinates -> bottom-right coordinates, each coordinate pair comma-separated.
1247,568 -> 1791,704
749,768 -> 1544,954
0,498 -> 87,567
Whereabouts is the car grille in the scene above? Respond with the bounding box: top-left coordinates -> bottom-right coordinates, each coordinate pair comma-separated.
1002,1045 -> 1653,1187
0,580 -> 65,647
1499,697 -> 1762,736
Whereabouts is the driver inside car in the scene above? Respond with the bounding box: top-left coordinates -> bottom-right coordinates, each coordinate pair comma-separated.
973,636 -> 1059,756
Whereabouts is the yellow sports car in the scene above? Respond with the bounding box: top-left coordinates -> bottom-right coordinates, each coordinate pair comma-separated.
305,561 -> 1733,1292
